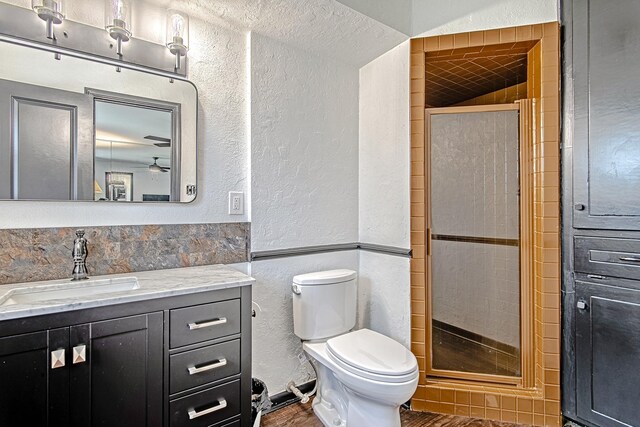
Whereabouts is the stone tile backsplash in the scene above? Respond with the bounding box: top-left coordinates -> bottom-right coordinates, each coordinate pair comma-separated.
0,223 -> 250,285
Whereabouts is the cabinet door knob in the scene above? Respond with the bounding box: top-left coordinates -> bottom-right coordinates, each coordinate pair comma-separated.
574,203 -> 585,211
577,299 -> 588,311
51,349 -> 66,369
72,345 -> 87,364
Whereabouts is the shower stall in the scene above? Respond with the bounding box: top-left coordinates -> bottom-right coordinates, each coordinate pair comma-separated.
425,103 -> 534,384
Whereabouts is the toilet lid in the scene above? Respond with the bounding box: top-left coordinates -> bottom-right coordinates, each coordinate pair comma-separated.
326,329 -> 417,377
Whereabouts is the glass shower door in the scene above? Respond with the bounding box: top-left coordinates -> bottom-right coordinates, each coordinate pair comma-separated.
427,104 -> 522,381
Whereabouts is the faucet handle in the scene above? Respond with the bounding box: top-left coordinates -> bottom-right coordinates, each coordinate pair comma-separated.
75,229 -> 85,237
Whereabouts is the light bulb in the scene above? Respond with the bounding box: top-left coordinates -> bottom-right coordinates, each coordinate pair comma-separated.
166,10 -> 189,71
166,10 -> 189,51
105,0 -> 132,57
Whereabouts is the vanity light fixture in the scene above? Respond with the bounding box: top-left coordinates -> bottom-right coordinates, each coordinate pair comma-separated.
166,9 -> 189,72
32,0 -> 65,40
104,0 -> 132,59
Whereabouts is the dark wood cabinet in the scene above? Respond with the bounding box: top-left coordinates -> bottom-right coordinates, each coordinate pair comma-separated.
69,313 -> 163,427
564,0 -> 640,425
572,0 -> 640,230
0,328 -> 69,427
0,286 -> 252,427
575,281 -> 640,427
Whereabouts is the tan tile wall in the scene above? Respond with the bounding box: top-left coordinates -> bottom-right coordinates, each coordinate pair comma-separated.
409,23 -> 561,427
453,82 -> 528,106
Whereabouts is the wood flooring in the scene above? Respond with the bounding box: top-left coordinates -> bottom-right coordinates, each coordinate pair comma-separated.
261,401 -> 524,427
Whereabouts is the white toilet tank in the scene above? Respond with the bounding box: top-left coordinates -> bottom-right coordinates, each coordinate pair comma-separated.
292,269 -> 357,341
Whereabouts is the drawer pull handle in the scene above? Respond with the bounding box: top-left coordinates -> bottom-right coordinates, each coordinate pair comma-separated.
187,398 -> 227,420
188,358 -> 227,375
619,256 -> 640,263
188,317 -> 227,330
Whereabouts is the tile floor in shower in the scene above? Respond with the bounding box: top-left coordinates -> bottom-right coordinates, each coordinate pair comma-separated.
432,323 -> 520,377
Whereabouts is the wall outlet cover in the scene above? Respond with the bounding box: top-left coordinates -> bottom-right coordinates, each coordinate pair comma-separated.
229,191 -> 244,215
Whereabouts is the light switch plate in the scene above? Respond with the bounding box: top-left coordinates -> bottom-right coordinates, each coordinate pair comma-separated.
229,191 -> 244,215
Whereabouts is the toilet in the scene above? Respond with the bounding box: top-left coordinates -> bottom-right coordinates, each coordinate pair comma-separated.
292,269 -> 418,427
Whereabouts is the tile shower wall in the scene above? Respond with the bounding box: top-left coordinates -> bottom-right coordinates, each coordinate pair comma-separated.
455,82 -> 528,107
410,23 -> 561,426
0,223 -> 250,285
430,110 -> 520,348
432,241 -> 520,347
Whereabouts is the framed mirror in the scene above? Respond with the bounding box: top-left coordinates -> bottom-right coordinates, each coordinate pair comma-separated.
0,39 -> 197,203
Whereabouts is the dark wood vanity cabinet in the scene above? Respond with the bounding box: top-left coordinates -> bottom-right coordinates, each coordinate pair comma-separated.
0,286 -> 252,427
0,328 -> 70,426
69,313 -> 164,427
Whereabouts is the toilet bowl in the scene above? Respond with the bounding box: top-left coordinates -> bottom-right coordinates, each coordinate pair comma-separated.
292,270 -> 418,427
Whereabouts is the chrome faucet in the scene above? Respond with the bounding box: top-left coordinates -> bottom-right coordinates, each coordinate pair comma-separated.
71,229 -> 89,281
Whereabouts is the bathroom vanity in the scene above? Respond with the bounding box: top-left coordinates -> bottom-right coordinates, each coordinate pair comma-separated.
0,265 -> 253,427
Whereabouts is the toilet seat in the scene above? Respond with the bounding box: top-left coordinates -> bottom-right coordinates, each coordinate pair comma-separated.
326,329 -> 418,384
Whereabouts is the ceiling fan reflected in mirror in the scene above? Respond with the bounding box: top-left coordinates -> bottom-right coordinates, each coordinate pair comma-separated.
149,156 -> 170,173
144,135 -> 171,148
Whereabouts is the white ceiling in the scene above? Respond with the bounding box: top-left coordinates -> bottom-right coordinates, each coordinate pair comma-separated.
157,0 -> 410,67
335,0 -> 412,35
3,0 -> 409,66
3,0 -> 558,67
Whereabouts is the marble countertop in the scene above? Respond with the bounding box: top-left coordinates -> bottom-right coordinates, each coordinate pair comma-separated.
0,265 -> 254,321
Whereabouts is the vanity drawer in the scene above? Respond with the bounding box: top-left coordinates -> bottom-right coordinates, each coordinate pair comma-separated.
169,379 -> 240,427
575,237 -> 640,281
170,339 -> 241,394
170,300 -> 241,348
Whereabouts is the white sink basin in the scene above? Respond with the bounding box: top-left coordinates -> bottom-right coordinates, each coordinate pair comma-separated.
0,277 -> 139,307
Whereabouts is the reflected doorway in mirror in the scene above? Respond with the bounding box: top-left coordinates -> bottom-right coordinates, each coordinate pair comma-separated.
104,171 -> 133,202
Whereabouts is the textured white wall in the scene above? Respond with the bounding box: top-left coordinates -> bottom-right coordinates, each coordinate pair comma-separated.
0,0 -> 249,227
357,42 -> 412,349
250,32 -> 359,252
250,251 -> 359,394
357,251 -> 411,348
412,0 -> 558,37
249,32 -> 360,394
358,41 -> 411,249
